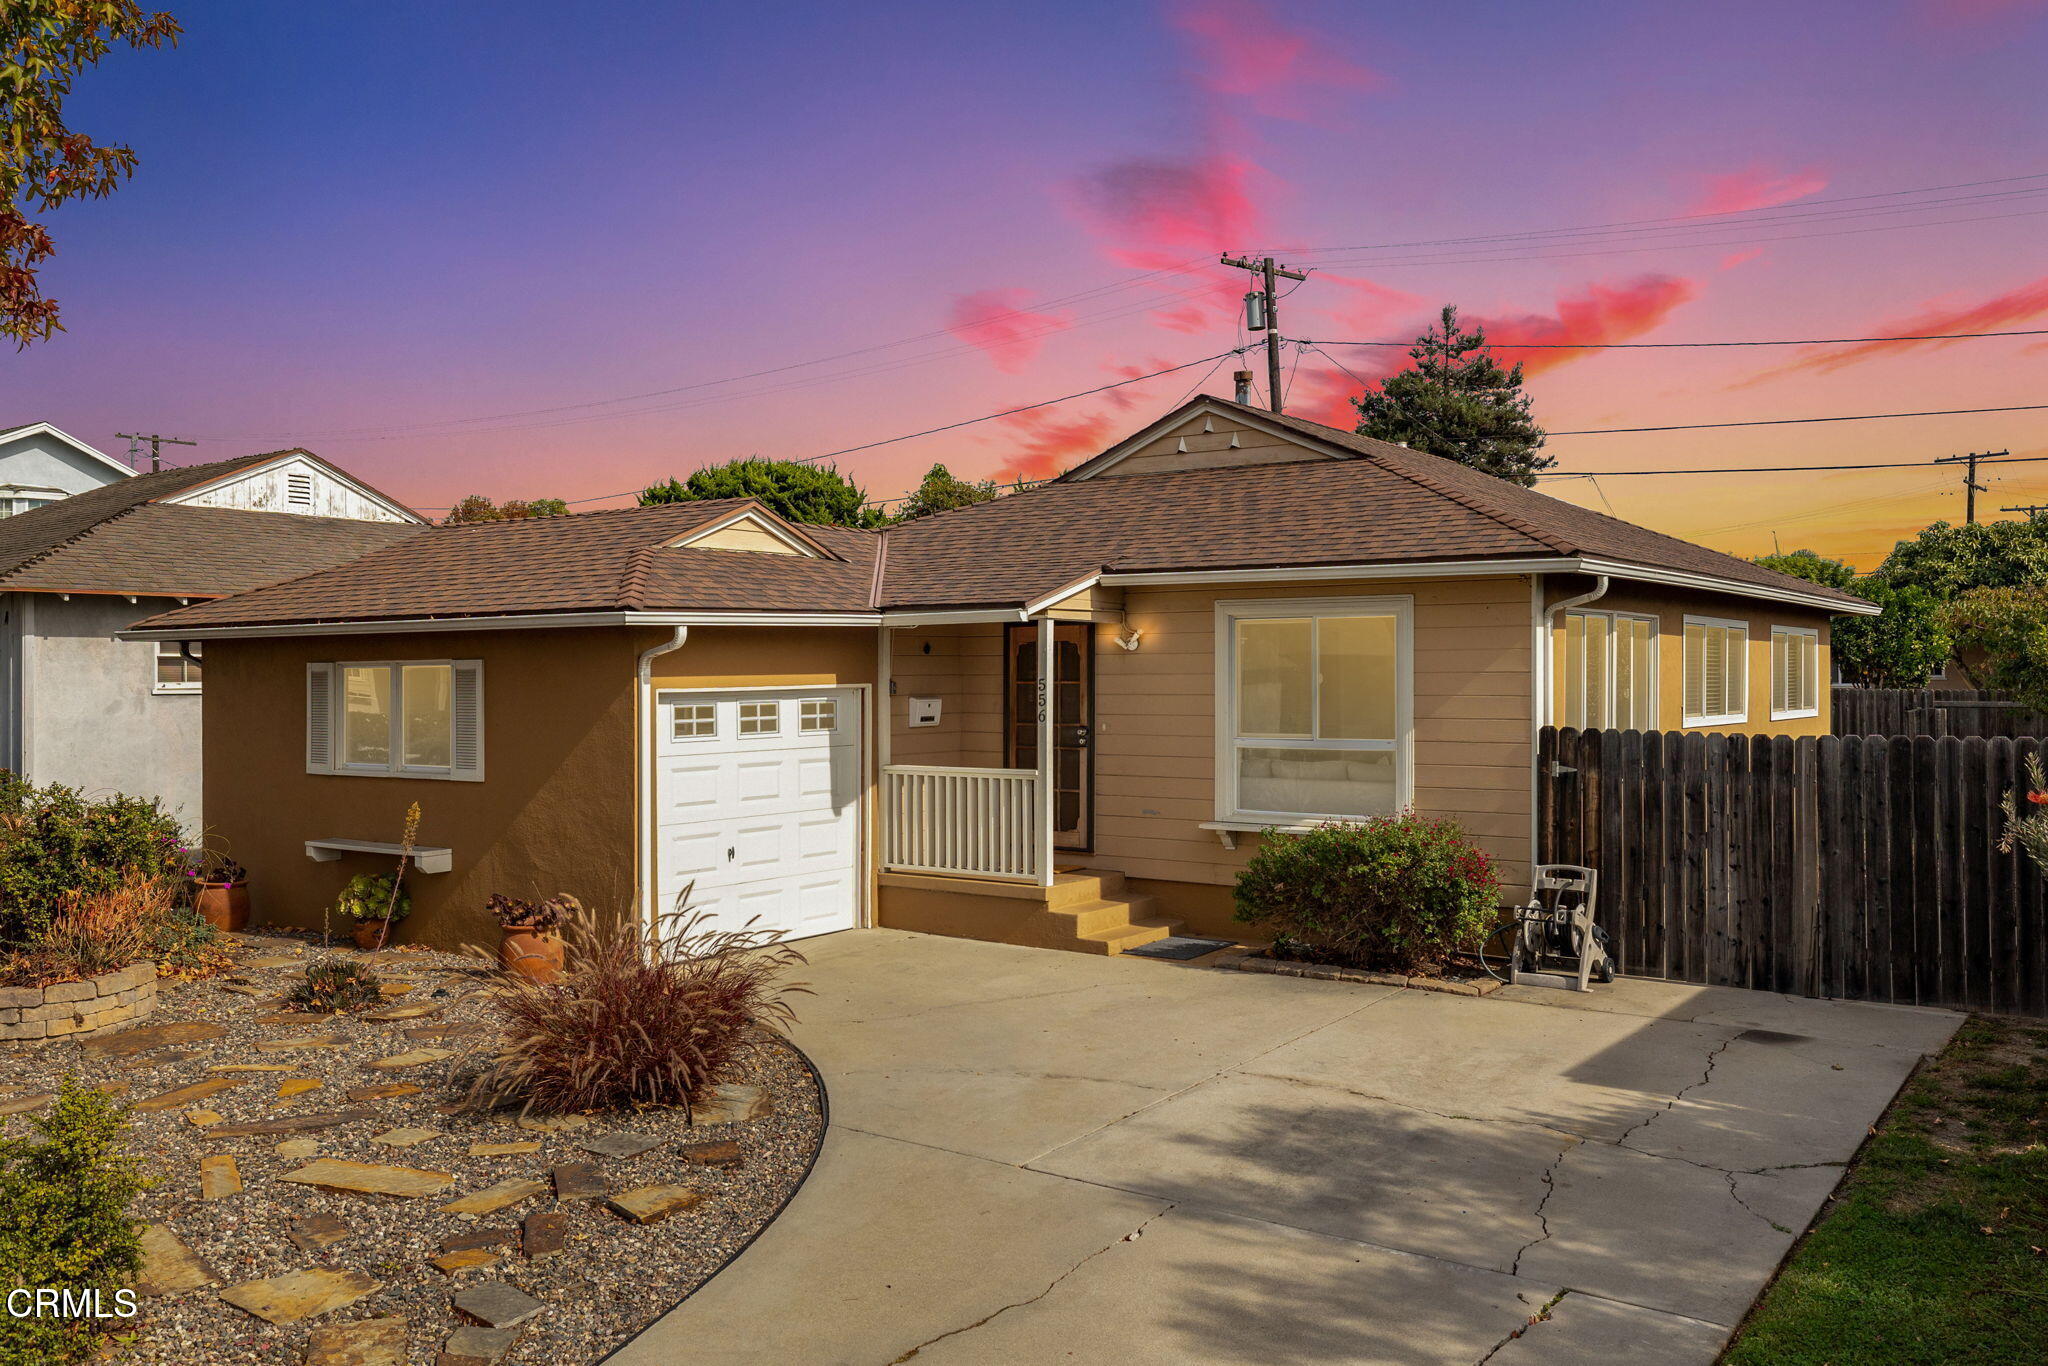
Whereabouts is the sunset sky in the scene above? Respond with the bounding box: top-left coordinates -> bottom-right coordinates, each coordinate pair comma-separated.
9,0 -> 2048,567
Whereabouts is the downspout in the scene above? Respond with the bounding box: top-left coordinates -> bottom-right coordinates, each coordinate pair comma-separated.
1538,574 -> 1610,728
634,627 -> 690,933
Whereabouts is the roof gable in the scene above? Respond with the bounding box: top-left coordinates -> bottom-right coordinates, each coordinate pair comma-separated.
0,422 -> 134,480
661,503 -> 840,559
159,450 -> 422,524
1058,400 -> 1339,480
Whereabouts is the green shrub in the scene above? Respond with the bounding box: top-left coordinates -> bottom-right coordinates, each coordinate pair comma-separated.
0,775 -> 184,946
335,872 -> 410,924
288,960 -> 382,1013
0,1080 -> 151,1366
1233,814 -> 1502,972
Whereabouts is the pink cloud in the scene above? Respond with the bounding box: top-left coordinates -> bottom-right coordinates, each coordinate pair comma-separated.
1477,274 -> 1702,375
1150,302 -> 1211,333
1069,153 -> 1262,271
1753,273 -> 2048,381
1719,248 -> 1766,271
990,407 -> 1122,482
1688,165 -> 1829,215
945,290 -> 1074,373
1320,272 -> 1428,335
1169,0 -> 1380,118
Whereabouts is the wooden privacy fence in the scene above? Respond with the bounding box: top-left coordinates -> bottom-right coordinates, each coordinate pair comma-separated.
1832,685 -> 2048,739
1537,726 -> 2047,1017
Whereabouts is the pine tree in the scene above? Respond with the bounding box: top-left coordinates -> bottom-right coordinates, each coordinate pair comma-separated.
1353,305 -> 1554,486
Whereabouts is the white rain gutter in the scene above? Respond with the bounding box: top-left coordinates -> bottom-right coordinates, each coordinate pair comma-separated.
634,627 -> 690,934
1538,575 -> 1610,729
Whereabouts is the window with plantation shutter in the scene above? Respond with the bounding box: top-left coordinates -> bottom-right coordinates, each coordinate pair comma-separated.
1562,610 -> 1658,730
1683,617 -> 1748,726
1771,627 -> 1819,719
306,663 -> 335,773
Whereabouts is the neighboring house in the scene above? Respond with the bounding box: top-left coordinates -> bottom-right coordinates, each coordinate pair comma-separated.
2,450 -> 426,826
126,395 -> 1874,953
0,422 -> 134,515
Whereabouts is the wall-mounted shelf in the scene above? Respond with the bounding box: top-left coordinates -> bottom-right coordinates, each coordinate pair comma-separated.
304,839 -> 452,874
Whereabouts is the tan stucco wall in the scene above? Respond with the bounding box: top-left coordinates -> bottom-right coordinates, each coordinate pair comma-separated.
203,628 -> 642,951
1542,578 -> 1837,739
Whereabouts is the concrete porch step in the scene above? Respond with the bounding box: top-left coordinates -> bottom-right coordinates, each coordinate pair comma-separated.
1074,917 -> 1184,955
1045,895 -> 1160,937
1043,869 -> 1128,909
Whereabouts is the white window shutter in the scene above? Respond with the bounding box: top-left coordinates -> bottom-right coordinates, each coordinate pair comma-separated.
306,663 -> 335,773
450,659 -> 485,781
1728,628 -> 1747,714
1683,624 -> 1705,719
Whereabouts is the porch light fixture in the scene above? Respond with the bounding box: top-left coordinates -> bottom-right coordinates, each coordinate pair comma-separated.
1115,625 -> 1143,652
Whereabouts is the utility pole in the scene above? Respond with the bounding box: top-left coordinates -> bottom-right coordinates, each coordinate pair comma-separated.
115,432 -> 196,473
2001,503 -> 2048,519
1934,449 -> 2006,524
1220,254 -> 1307,414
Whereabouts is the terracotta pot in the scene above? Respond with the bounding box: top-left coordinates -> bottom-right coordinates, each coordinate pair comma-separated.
500,927 -> 565,984
351,919 -> 392,951
193,880 -> 250,932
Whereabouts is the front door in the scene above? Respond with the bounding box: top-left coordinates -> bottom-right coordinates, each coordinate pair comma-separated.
1006,623 -> 1093,851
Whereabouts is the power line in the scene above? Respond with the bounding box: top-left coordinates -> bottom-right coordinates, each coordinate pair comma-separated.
1546,403 -> 2048,436
1303,327 -> 2048,351
1530,455 -> 2048,479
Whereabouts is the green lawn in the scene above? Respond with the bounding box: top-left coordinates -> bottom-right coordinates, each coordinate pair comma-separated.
1722,1014 -> 2048,1365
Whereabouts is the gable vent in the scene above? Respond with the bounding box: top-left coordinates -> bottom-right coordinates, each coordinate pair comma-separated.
286,471 -> 315,508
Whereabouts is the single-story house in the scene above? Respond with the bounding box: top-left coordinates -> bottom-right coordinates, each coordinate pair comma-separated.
0,422 -> 134,515
125,395 -> 1874,952
3,450 -> 425,825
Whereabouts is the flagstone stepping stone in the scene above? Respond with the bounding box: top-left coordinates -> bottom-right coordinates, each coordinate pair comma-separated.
515,1112 -> 588,1133
578,1131 -> 660,1160
136,1077 -> 246,1112
288,1213 -> 354,1252
184,1110 -> 222,1127
347,1083 -> 422,1102
550,1164 -> 605,1201
371,1127 -> 442,1148
253,1012 -> 313,1025
432,1248 -> 503,1274
218,982 -> 268,997
468,1142 -> 540,1157
199,1155 -> 242,1200
378,981 -> 418,996
606,1185 -> 704,1225
219,1267 -> 380,1325
98,1081 -> 129,1099
304,1314 -> 407,1366
521,1211 -> 569,1260
403,1022 -> 482,1041
689,1082 -> 770,1125
207,1107 -> 379,1138
365,1048 -> 452,1070
242,955 -> 304,969
439,1178 -> 547,1216
256,1034 -> 347,1052
208,1063 -> 294,1073
440,1325 -> 519,1366
278,1078 -> 324,1099
438,1227 -> 517,1254
362,1001 -> 441,1021
280,1159 -> 454,1199
276,1138 -> 321,1160
79,1020 -> 225,1058
452,1281 -> 544,1330
136,1224 -> 220,1295
0,1093 -> 54,1117
680,1140 -> 744,1168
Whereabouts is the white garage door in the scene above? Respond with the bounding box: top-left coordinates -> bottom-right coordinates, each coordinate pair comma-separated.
653,687 -> 861,944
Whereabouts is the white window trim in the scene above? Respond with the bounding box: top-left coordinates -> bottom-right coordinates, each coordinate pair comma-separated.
670,701 -> 717,741
324,658 -> 481,781
1770,625 -> 1821,721
1213,595 -> 1414,823
1682,614 -> 1750,728
152,640 -> 201,695
1561,609 -> 1659,731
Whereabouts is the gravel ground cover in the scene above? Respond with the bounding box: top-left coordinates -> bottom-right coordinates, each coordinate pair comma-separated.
0,932 -> 826,1365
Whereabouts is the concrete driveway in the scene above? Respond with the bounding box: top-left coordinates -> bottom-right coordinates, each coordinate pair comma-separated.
612,929 -> 1959,1366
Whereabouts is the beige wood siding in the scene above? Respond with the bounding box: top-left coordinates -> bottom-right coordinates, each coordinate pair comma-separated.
1091,575 -> 1535,894
886,624 -> 1006,767
1085,411 -> 1337,479
1544,580 -> 1836,738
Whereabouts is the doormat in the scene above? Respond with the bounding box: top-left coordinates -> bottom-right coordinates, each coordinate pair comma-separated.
1122,936 -> 1236,961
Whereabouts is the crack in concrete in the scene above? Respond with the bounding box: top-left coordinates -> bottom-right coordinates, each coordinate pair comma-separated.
1474,1289 -> 1572,1365
886,1207 -> 1173,1362
1509,1139 -> 1576,1276
1614,1036 -> 1735,1148
1722,1171 -> 1795,1235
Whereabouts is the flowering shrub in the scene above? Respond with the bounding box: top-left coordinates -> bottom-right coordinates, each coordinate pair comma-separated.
0,776 -> 183,945
1999,753 -> 2048,875
1233,813 -> 1502,973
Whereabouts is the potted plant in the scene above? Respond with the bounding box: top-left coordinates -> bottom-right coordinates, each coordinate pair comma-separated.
486,893 -> 577,983
337,872 -> 411,951
187,851 -> 249,932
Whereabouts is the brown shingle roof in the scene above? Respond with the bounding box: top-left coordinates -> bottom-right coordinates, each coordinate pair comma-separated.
0,451 -> 425,598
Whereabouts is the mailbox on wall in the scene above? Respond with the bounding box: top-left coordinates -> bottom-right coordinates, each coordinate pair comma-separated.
908,697 -> 943,727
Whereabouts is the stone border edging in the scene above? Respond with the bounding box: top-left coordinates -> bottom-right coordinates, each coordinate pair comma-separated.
0,961 -> 159,1041
597,1031 -> 830,1364
1232,952 -> 1503,997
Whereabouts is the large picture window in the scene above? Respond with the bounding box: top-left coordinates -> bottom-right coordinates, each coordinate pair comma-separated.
1683,617 -> 1748,727
1562,611 -> 1656,730
308,659 -> 483,780
1771,626 -> 1820,720
1218,598 -> 1409,822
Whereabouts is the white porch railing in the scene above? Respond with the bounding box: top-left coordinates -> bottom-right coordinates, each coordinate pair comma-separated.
882,765 -> 1040,881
